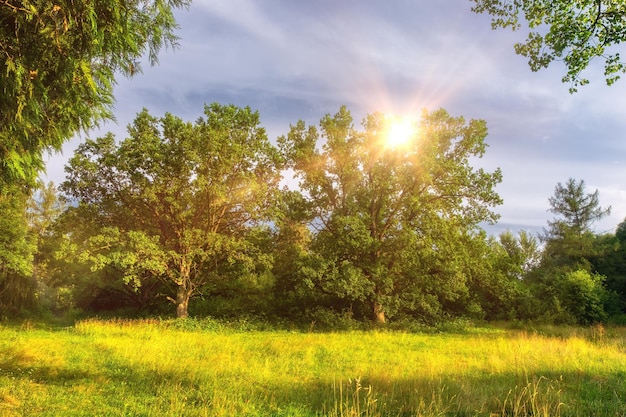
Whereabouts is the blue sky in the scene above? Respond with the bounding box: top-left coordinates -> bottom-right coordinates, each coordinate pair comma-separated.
44,0 -> 626,235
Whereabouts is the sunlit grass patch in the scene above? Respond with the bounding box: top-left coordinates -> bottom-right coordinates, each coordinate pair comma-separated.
1,319 -> 626,416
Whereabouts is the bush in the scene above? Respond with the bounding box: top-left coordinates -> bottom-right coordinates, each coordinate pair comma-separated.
558,270 -> 608,324
304,307 -> 368,332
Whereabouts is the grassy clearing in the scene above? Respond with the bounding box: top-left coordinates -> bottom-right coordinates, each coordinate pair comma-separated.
1,319 -> 625,416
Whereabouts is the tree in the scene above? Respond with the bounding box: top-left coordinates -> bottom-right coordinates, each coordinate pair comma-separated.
0,184 -> 36,313
498,230 -> 541,277
0,0 -> 189,188
529,178 -> 612,323
548,178 -> 611,234
271,190 -> 319,316
471,0 -> 626,91
61,104 -> 283,318
28,182 -> 66,239
26,182 -> 82,312
617,217 -> 626,242
543,178 -> 611,266
591,218 -> 626,317
279,106 -> 502,323
558,269 -> 608,324
461,231 -> 538,321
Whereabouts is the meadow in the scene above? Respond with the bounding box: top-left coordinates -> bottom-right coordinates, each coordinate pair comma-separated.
1,319 -> 625,416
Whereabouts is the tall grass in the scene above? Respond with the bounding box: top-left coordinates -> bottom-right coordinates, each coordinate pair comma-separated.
1,318 -> 625,416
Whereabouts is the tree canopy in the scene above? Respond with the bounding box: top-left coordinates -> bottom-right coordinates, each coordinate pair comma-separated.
60,104 -> 283,317
0,0 -> 189,188
471,0 -> 626,91
279,107 -> 502,323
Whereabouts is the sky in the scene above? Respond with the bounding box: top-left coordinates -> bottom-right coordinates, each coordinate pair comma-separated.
43,0 -> 626,236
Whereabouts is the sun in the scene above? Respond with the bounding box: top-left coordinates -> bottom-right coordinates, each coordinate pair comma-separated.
386,117 -> 416,148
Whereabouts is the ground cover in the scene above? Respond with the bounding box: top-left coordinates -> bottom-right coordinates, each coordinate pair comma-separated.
0,319 -> 625,416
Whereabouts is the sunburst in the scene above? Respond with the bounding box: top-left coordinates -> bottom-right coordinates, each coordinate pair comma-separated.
386,117 -> 416,148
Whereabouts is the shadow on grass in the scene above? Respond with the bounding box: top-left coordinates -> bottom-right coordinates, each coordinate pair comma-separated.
9,353 -> 616,417
0,345 -> 94,384
253,371 -> 625,416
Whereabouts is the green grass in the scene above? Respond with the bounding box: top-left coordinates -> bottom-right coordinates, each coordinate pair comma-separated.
1,319 -> 626,416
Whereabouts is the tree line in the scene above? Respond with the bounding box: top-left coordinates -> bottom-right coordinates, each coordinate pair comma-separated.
2,103 -> 624,327
3,0 -> 626,327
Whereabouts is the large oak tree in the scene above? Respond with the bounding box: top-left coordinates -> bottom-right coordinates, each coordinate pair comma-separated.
279,107 -> 502,323
61,104 -> 283,317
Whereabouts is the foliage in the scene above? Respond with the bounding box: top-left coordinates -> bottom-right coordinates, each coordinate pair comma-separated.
189,228 -> 277,320
7,100 -> 626,325
60,104 -> 283,317
0,0 -> 189,308
589,221 -> 626,316
279,106 -> 502,323
464,231 -> 539,321
471,0 -> 626,91
529,266 -> 610,325
27,182 -> 66,238
558,269 -> 608,324
0,185 -> 36,313
525,179 -> 615,324
617,217 -> 626,242
27,184 -> 164,314
0,186 -> 34,279
498,230 -> 541,277
25,182 -> 69,311
0,0 -> 189,188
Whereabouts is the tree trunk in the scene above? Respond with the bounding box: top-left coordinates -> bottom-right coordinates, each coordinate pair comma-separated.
373,302 -> 386,324
174,257 -> 194,318
175,285 -> 191,318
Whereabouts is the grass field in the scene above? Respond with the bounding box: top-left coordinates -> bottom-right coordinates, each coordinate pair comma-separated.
1,318 -> 625,416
